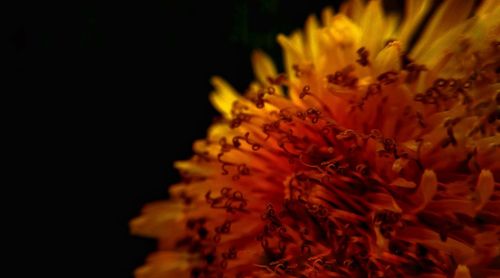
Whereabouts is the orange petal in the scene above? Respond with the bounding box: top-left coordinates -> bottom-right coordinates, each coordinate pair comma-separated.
474,170 -> 494,211
413,169 -> 437,212
135,251 -> 195,278
453,265 -> 471,278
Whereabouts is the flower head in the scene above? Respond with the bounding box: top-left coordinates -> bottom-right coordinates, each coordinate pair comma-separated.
132,1 -> 500,277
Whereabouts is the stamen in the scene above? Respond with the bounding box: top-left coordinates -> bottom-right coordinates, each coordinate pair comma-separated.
356,47 -> 370,66
306,108 -> 321,124
299,85 -> 311,99
327,66 -> 358,88
267,74 -> 287,85
377,71 -> 398,85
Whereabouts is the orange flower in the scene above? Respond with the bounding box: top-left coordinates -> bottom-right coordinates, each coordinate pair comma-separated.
131,1 -> 500,277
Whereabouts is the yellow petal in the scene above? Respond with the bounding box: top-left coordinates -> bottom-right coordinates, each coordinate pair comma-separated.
398,0 -> 432,50
305,15 -> 320,63
251,50 -> 281,94
174,160 -> 215,177
207,122 -> 232,141
373,40 -> 402,75
277,33 -> 304,72
339,0 -> 364,23
476,0 -> 499,17
321,6 -> 335,26
209,76 -> 239,119
411,0 -> 474,59
359,0 -> 385,54
130,201 -> 184,238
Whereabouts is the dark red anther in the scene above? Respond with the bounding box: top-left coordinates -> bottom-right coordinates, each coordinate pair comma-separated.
462,93 -> 472,105
267,75 -> 284,85
425,96 -> 437,104
327,66 -> 358,87
488,109 -> 500,123
301,244 -> 311,255
388,240 -> 406,256
256,99 -> 265,109
261,238 -> 269,248
369,129 -> 382,139
383,138 -> 397,153
213,233 -> 221,243
237,164 -> 250,176
377,71 -> 398,85
306,108 -> 321,124
186,219 -> 197,230
327,72 -> 343,84
198,227 -> 208,239
230,118 -> 241,129
444,117 -> 460,127
337,129 -> 356,140
219,137 -> 226,146
278,239 -> 287,253
356,47 -> 369,66
232,136 -> 242,148
233,191 -> 243,200
191,267 -> 202,278
492,40 -> 500,51
205,191 -> 214,204
448,78 -> 457,88
367,83 -> 382,96
416,112 -> 426,128
227,247 -> 237,259
220,220 -> 232,233
317,206 -> 329,219
446,126 -> 457,146
299,85 -> 311,99
296,111 -> 306,120
434,78 -> 448,88
238,200 -> 248,210
355,164 -> 369,176
404,62 -> 427,83
292,64 -> 302,78
221,187 -> 232,196
425,87 -> 441,99
278,109 -> 293,123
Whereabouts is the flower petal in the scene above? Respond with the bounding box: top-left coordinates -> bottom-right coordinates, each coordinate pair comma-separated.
474,170 -> 494,212
135,252 -> 195,278
209,76 -> 240,119
413,169 -> 437,212
373,40 -> 402,75
453,265 -> 471,278
411,0 -> 474,59
251,50 -> 283,96
398,0 -> 432,50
